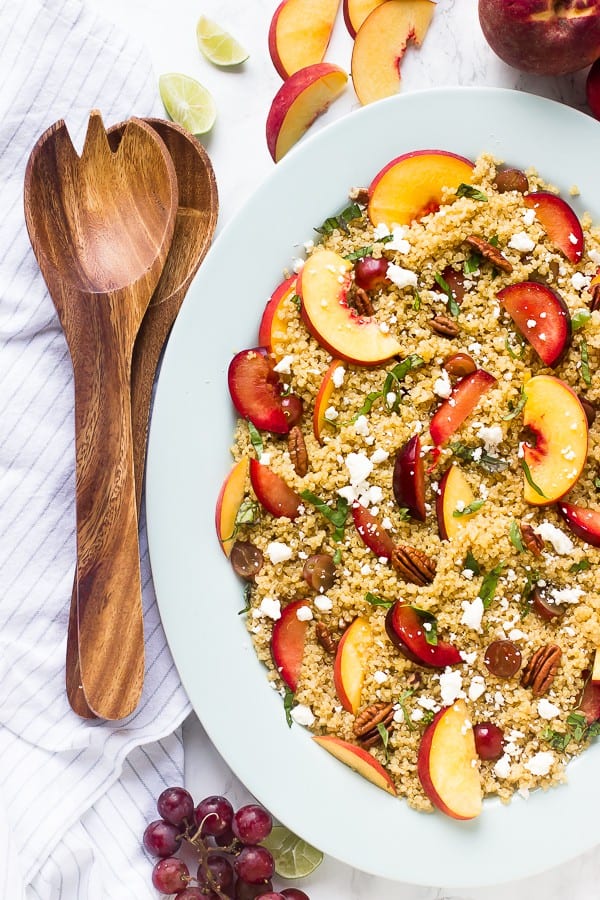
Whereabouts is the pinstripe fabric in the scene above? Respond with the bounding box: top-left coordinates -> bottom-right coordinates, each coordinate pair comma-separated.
0,0 -> 192,895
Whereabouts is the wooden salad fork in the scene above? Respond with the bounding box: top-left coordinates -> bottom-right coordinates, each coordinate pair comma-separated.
24,111 -> 178,720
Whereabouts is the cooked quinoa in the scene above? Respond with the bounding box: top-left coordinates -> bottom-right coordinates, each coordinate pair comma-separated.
228,153 -> 600,812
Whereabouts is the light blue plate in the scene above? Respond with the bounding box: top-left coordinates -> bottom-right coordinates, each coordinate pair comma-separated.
146,87 -> 599,887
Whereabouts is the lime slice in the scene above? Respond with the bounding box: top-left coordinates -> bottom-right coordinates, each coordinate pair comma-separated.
158,73 -> 216,135
196,16 -> 249,67
262,825 -> 324,879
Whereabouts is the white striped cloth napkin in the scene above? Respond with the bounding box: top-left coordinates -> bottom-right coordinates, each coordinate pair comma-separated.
0,0 -> 192,896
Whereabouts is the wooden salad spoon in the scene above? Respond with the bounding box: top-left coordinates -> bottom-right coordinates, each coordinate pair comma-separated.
24,111 -> 178,720
64,117 -> 219,718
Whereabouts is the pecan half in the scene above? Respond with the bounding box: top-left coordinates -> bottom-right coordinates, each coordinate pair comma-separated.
315,621 -> 338,655
354,701 -> 394,748
391,544 -> 436,586
348,185 -> 370,206
351,285 -> 375,317
465,234 -> 513,273
492,168 -> 529,194
521,644 -> 562,696
520,521 -> 544,557
287,425 -> 308,477
430,315 -> 459,338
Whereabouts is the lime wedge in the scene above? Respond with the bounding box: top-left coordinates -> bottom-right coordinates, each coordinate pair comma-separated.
158,73 -> 216,135
262,825 -> 324,879
196,16 -> 249,67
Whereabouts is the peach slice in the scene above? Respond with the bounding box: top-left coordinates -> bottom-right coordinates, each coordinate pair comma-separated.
557,501 -> 600,548
392,434 -> 426,521
592,649 -> 600,686
249,458 -> 302,519
436,464 -> 479,541
343,0 -> 386,37
352,502 -> 395,560
298,248 -> 402,364
313,358 -> 345,443
429,369 -> 497,447
497,281 -> 571,368
524,192 -> 584,264
312,735 -> 397,795
521,375 -> 588,505
333,616 -> 372,714
258,275 -> 297,359
215,456 -> 249,556
368,150 -> 474,228
271,599 -> 311,692
417,698 -> 482,820
268,0 -> 341,80
266,63 -> 348,163
351,0 -> 435,106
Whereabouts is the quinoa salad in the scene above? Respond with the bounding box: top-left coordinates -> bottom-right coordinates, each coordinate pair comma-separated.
219,151 -> 600,817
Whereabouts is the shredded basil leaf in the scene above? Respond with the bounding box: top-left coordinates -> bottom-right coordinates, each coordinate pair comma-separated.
456,183 -> 488,202
521,459 -> 547,498
413,287 -> 422,310
344,355 -> 423,424
572,309 -> 591,332
397,689 -> 416,732
595,477 -> 600,490
315,202 -> 363,236
247,420 -> 263,459
345,245 -> 373,261
290,293 -> 301,309
377,722 -> 390,761
333,547 -> 342,565
365,592 -> 393,609
300,490 -> 348,542
452,499 -> 485,518
238,583 -> 252,615
410,607 -> 438,646
569,559 -> 591,574
434,271 -> 460,318
505,331 -> 526,360
580,337 -> 592,386
463,253 -> 481,275
502,388 -> 527,421
396,507 -> 410,521
283,688 -> 295,728
479,562 -> 505,610
450,441 -> 509,473
488,235 -> 500,247
224,498 -> 260,542
463,549 -> 481,575
509,520 -> 525,552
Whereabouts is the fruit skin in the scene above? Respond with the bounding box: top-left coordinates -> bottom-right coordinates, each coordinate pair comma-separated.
478,0 -> 600,76
351,501 -> 395,559
497,281 -> 571,368
385,602 -> 462,668
392,433 -> 426,521
268,0 -> 341,79
258,275 -> 297,357
266,63 -> 348,163
228,347 -> 295,434
354,255 -> 389,291
368,149 -> 474,228
436,463 -> 478,541
215,456 -> 249,557
351,0 -> 435,106
587,58 -> 600,119
343,0 -> 386,37
333,616 -> 372,713
523,192 -> 584,264
520,375 -> 588,505
429,369 -> 497,447
578,675 -> 600,724
417,698 -> 483,820
312,734 -> 397,794
313,358 -> 345,444
298,248 -> 402,364
249,458 -> 302,519
271,599 -> 311,692
557,501 -> 600,548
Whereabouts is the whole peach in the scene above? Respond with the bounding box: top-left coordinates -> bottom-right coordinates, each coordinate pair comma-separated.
478,0 -> 600,76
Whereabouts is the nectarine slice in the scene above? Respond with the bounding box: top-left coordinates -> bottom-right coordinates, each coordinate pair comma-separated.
343,0 -> 386,38
521,375 -> 588,505
313,735 -> 397,794
215,456 -> 249,556
498,281 -> 571,368
385,602 -> 462,668
524,192 -> 584,264
249,458 -> 302,519
557,501 -> 600,548
228,347 -> 298,434
299,248 -> 402,364
429,369 -> 497,447
333,616 -> 372,714
313,359 -> 345,443
417,699 -> 482,820
271,599 -> 311,692
368,150 -> 474,227
436,464 -> 478,541
268,0 -> 341,79
266,63 -> 348,163
392,434 -> 426,521
352,502 -> 395,559
351,0 -> 435,106
258,275 -> 297,359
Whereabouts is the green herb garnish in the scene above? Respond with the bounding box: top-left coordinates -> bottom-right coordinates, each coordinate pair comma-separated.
580,337 -> 592,386
238,583 -> 252,615
456,183 -> 488,202
521,458 -> 547,498
479,562 -> 505,610
509,520 -> 525,552
595,477 -> 600,490
333,547 -> 342,565
397,689 -> 416,732
247,420 -> 263,459
505,331 -> 526,360
315,202 -> 363,236
300,490 -> 348,542
489,235 -> 500,247
410,607 -> 438,646
413,287 -> 422,310
345,245 -> 373,261
290,293 -> 301,309
344,355 -> 423,424
452,499 -> 485,518
542,712 -> 600,752
502,387 -> 527,421
450,441 -> 509,473
572,309 -> 591,332
365,592 -> 393,609
463,549 -> 481,575
463,253 -> 481,275
224,497 -> 260,542
421,710 -> 435,725
396,507 -> 411,521
283,688 -> 295,728
569,559 -> 591,574
434,271 -> 460,318
377,722 -> 390,761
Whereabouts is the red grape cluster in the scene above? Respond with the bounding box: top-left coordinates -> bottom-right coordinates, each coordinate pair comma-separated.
143,786 -> 310,900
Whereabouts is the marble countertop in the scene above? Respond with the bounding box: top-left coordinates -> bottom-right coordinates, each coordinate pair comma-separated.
90,0 -> 596,896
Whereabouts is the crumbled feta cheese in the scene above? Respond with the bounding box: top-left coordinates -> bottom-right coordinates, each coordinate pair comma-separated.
254,597 -> 281,620
462,568 -> 475,580
461,596 -> 484,632
418,696 -> 439,711
549,585 -> 584,605
393,707 -> 405,723
337,486 -> 356,504
494,691 -> 505,707
373,223 -> 390,240
461,650 -> 478,666
439,669 -> 465,706
292,257 -> 305,273
259,452 -> 271,466
411,708 -> 424,721
537,698 -> 561,720
526,318 -> 537,328
291,704 -> 315,727
477,423 -> 503,453
381,516 -> 393,530
360,563 -> 372,576
303,239 -> 314,253
508,629 -> 527,641
525,751 -> 554,776
522,208 -> 536,226
273,354 -> 294,374
589,248 -> 600,265
386,391 -> 397,407
387,225 -> 410,253
266,542 -> 293,565
373,671 -> 388,684
324,406 -> 338,421
533,521 -> 574,555
468,676 -> 486,701
332,365 -> 345,388
508,231 -> 535,252
371,448 -> 389,465
314,594 -> 333,612
494,754 -> 512,779
433,369 -> 452,399
345,452 -> 373,485
293,606 -> 312,623
387,263 -> 418,289
571,271 -> 591,291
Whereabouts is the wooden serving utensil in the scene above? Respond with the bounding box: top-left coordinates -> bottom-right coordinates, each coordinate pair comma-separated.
64,118 -> 219,718
24,111 -> 178,720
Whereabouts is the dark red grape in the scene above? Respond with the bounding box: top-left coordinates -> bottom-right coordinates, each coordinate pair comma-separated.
157,787 -> 195,827
529,585 -> 565,621
281,394 -> 303,427
230,540 -> 263,580
175,889 -> 216,900
234,845 -> 275,884
197,853 -> 235,894
484,640 -> 521,678
253,894 -> 285,900
214,827 -> 237,848
281,891 -> 310,900
234,880 -> 273,900
302,554 -> 335,592
143,819 -> 182,857
152,857 -> 189,893
195,795 -> 234,837
354,256 -> 389,291
232,805 -> 273,844
473,722 -> 505,760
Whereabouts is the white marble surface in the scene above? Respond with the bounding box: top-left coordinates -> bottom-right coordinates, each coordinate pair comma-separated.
89,0 -> 597,896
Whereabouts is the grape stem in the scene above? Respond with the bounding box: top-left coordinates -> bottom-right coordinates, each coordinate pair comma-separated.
181,816 -> 235,900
